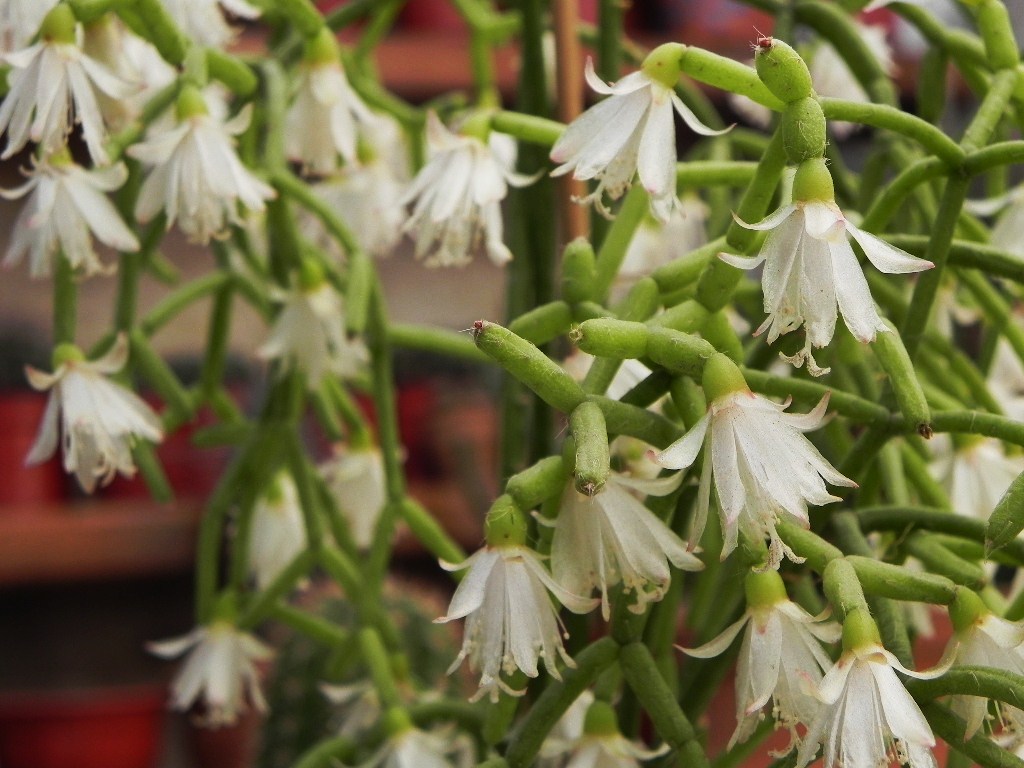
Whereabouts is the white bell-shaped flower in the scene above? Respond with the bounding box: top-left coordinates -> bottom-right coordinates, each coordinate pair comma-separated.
286,28 -> 376,175
942,589 -> 1024,739
160,0 -> 260,49
402,112 -> 534,268
257,266 -> 368,390
681,570 -> 840,750
148,618 -> 272,727
551,471 -> 703,619
25,335 -> 163,493
930,434 -> 1024,521
248,472 -> 307,590
550,47 -> 727,222
1,148 -> 139,277
129,85 -> 275,243
651,354 -> 856,570
554,699 -> 669,768
435,501 -> 597,701
0,4 -> 135,165
797,611 -> 946,768
721,159 -> 932,375
319,444 -> 387,549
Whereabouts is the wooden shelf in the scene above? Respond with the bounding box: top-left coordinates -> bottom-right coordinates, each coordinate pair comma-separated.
0,500 -> 204,587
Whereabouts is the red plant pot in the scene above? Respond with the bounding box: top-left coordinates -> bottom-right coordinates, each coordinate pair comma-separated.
0,686 -> 166,768
0,390 -> 65,505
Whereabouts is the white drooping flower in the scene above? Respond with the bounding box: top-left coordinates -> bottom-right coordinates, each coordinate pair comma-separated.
988,338 -> 1024,422
722,161 -> 932,375
0,0 -> 58,53
929,434 -> 1024,521
1,150 -> 139,277
25,335 -> 164,493
0,5 -> 135,165
319,445 -> 387,549
558,700 -> 669,768
651,355 -> 856,570
257,275 -> 368,390
129,86 -> 276,243
550,51 -> 727,222
539,690 -> 595,763
248,473 -> 307,590
300,112 -> 408,260
286,29 -> 376,174
615,194 -> 708,297
148,621 -> 272,727
160,0 -> 260,49
966,186 -> 1024,258
682,571 -> 840,750
402,112 -> 535,268
942,593 -> 1024,739
435,516 -> 597,701
371,725 -> 466,768
551,471 -> 703,619
797,614 -> 945,768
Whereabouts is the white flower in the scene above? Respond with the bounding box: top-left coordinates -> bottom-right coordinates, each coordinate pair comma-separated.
129,92 -> 276,243
930,435 -> 1024,521
550,58 -> 725,222
402,112 -> 534,268
0,0 -> 58,53
25,335 -> 164,493
0,11 -> 135,164
249,473 -> 307,590
373,727 -> 464,768
942,612 -> 1024,738
652,391 -> 856,570
988,339 -> 1024,421
258,281 -> 368,389
966,186 -> 1024,258
683,598 -> 840,750
435,544 -> 597,701
319,445 -> 387,549
616,195 -> 708,294
148,622 -> 272,727
539,690 -> 595,762
796,641 -> 943,768
1,153 -> 139,277
551,472 -> 703,619
160,0 -> 259,48
723,199 -> 932,375
286,53 -> 375,174
306,157 -> 407,259
321,682 -> 381,738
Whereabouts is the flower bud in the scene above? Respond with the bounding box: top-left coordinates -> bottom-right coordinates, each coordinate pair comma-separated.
781,97 -> 827,164
40,4 -> 76,44
641,43 -> 686,89
755,37 -> 812,104
792,158 -> 835,203
744,569 -> 788,607
484,494 -> 528,548
304,26 -> 340,66
841,608 -> 881,652
583,700 -> 620,736
699,352 -> 747,401
52,343 -> 86,368
175,85 -> 209,121
948,588 -> 988,633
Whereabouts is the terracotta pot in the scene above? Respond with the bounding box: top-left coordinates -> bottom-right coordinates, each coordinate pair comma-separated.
0,685 -> 165,768
0,391 -> 65,505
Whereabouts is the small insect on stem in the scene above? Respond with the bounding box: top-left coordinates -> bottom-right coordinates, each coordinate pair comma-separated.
470,319 -> 485,342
